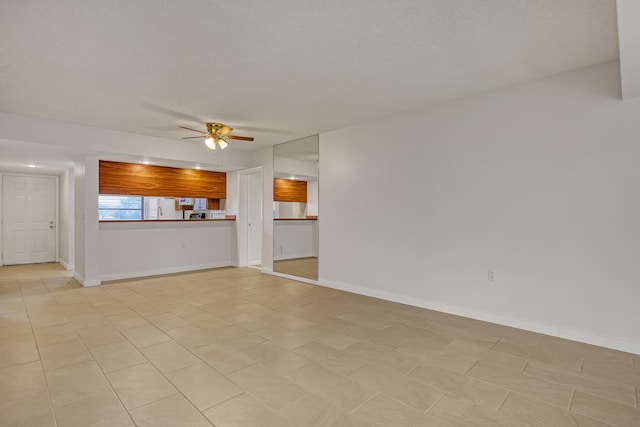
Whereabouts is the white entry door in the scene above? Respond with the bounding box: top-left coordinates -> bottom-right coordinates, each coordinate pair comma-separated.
2,175 -> 56,265
247,172 -> 262,265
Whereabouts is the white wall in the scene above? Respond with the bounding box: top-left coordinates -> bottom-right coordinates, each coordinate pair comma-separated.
74,156 -> 100,286
273,220 -> 317,260
320,61 -> 640,354
307,180 -> 318,216
99,221 -> 235,281
274,156 -> 318,178
73,160 -> 86,282
58,167 -> 74,270
226,171 -> 240,216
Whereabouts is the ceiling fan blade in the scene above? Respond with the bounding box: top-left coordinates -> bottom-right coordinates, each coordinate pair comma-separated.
226,135 -> 254,142
179,126 -> 206,134
182,136 -> 204,139
217,125 -> 233,136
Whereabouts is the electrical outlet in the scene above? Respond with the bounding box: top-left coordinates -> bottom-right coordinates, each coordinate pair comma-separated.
488,269 -> 497,282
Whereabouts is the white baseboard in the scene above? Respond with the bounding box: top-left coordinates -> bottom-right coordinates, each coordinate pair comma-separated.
73,272 -> 101,287
58,259 -> 74,271
100,261 -> 232,282
72,272 -> 84,285
318,278 -> 640,356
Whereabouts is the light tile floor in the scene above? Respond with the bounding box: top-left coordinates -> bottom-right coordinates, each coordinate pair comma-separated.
0,263 -> 639,426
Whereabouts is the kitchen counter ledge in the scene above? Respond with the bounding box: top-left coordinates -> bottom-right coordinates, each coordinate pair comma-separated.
100,217 -> 236,223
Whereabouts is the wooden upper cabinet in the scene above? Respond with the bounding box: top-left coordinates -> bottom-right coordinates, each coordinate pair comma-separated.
274,178 -> 307,202
99,161 -> 226,198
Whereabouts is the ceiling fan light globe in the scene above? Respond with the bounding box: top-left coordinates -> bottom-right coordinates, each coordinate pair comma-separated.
204,136 -> 216,150
218,139 -> 229,150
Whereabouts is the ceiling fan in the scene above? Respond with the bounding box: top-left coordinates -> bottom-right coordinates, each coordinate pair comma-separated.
180,122 -> 254,150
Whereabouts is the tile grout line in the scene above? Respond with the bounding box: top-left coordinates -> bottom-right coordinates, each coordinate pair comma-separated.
276,393 -> 308,412
91,345 -> 142,426
19,280 -> 61,427
568,387 -> 576,410
199,391 -> 246,414
463,359 -> 479,375
404,361 -> 424,377
424,392 -> 447,415
495,391 -> 510,413
348,391 -> 379,414
98,320 -> 224,424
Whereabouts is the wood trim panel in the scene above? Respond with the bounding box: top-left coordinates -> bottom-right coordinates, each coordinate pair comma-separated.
99,161 -> 226,198
274,178 -> 307,202
207,199 -> 220,210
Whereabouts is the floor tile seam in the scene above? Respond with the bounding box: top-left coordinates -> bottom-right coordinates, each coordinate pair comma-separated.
522,363 -> 638,399
124,391 -> 182,413
163,367 -> 245,417
196,389 -> 246,414
372,389 -> 437,416
569,388 -> 640,413
155,356 -> 203,375
459,369 -> 535,399
273,392 -> 310,413
568,387 -> 576,410
495,390 -> 511,413
97,356 -> 150,375
465,371 -> 574,407
462,359 -> 480,375
566,400 -> 626,427
213,358 -> 260,376
25,313 -> 60,427
90,347 -> 142,426
226,385 -> 295,413
347,391 -> 379,414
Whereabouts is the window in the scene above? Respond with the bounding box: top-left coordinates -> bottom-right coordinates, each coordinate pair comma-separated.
98,195 -> 143,220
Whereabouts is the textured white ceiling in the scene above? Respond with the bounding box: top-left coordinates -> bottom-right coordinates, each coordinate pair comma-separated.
0,0 -> 619,154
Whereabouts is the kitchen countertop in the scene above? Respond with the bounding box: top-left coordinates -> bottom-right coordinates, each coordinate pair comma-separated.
100,217 -> 236,223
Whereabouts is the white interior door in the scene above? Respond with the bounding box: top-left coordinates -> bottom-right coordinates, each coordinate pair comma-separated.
247,172 -> 262,265
2,175 -> 56,265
